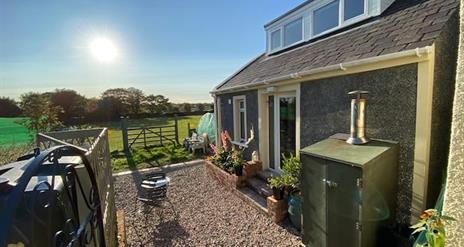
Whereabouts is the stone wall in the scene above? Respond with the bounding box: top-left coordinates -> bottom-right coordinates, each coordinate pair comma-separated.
443,0 -> 464,245
217,90 -> 260,159
300,64 -> 418,223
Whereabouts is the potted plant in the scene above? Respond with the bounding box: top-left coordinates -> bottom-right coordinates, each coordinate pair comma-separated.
231,149 -> 244,176
411,209 -> 456,247
280,154 -> 301,230
268,176 -> 285,200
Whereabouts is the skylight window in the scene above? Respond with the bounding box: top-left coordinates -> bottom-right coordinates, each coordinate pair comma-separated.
313,0 -> 340,36
284,18 -> 303,47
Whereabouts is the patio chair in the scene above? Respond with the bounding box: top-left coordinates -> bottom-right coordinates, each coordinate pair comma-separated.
138,172 -> 170,203
189,133 -> 209,155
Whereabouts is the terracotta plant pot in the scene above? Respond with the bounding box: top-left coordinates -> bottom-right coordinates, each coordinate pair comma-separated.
272,186 -> 284,200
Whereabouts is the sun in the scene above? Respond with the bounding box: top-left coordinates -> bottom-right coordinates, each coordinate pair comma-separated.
89,37 -> 118,63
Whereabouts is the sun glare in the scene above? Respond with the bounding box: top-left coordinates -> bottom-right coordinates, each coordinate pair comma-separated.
89,37 -> 118,63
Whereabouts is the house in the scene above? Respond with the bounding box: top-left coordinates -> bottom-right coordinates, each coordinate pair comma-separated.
211,0 -> 459,227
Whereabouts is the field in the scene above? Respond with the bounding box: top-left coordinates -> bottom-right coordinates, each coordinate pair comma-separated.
0,115 -> 203,170
99,115 -> 201,152
0,117 -> 34,146
0,115 -> 202,151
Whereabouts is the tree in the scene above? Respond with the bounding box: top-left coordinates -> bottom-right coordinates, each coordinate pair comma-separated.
145,94 -> 170,114
0,97 -> 21,117
180,103 -> 192,113
100,88 -> 131,119
19,92 -> 62,133
197,103 -> 205,112
126,87 -> 144,115
49,89 -> 87,124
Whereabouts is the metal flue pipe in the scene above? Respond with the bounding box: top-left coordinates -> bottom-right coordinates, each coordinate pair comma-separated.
346,90 -> 370,145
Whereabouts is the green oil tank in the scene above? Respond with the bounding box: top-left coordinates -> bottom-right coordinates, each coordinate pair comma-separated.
300,134 -> 399,247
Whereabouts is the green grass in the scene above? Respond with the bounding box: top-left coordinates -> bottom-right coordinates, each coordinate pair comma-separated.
104,115 -> 203,172
0,117 -> 34,146
0,115 -> 203,171
110,144 -> 199,172
98,115 -> 202,152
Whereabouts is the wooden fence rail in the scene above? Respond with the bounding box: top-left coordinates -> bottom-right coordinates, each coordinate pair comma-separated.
121,117 -> 179,151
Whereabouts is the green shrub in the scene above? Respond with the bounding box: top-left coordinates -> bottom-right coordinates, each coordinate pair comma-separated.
267,154 -> 301,191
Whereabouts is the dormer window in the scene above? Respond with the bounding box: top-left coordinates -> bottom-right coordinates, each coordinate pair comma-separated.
345,0 -> 366,21
271,30 -> 281,51
313,0 -> 339,36
283,17 -> 303,46
266,0 -> 378,54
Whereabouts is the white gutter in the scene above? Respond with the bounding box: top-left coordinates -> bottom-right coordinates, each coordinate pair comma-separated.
211,46 -> 433,95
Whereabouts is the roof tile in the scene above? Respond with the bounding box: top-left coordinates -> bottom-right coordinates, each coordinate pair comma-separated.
216,0 -> 458,91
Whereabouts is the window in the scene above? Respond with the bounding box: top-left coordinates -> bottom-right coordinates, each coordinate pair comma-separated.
233,96 -> 247,142
284,17 -> 303,47
344,0 -> 365,20
271,29 -> 281,51
313,0 -> 340,36
266,0 -> 369,53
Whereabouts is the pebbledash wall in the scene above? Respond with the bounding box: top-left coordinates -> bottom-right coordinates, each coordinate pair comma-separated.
299,23 -> 458,223
427,11 -> 459,208
300,64 -> 418,223
217,90 -> 260,159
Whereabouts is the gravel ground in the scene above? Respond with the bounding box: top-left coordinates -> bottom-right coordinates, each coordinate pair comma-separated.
114,163 -> 301,246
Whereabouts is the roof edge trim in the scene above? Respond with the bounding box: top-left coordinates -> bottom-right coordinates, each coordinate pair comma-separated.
212,53 -> 265,91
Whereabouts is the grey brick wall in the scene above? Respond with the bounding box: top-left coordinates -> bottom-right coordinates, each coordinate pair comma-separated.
300,64 -> 418,223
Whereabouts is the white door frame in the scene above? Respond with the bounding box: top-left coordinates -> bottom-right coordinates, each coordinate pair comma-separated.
258,83 -> 300,172
272,92 -> 297,173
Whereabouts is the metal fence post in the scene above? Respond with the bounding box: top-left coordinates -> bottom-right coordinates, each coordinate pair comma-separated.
159,127 -> 163,146
174,115 -> 179,145
143,128 -> 147,148
121,117 -> 129,152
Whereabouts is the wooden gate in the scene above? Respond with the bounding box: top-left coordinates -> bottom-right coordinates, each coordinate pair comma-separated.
121,117 -> 180,151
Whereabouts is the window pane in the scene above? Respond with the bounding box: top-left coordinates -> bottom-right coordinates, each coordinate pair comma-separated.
239,100 -> 244,109
344,0 -> 364,20
313,0 -> 340,36
284,18 -> 303,47
240,112 -> 245,140
271,30 -> 281,50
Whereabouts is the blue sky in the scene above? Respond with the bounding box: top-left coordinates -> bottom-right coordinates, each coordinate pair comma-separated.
0,0 -> 304,102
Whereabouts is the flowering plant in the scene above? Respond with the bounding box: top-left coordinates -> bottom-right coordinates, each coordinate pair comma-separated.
209,129 -> 251,174
411,209 -> 456,247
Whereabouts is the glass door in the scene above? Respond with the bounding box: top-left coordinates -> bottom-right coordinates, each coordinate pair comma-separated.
274,94 -> 296,171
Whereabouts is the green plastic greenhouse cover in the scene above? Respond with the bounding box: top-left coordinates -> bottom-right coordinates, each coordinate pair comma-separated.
196,113 -> 216,144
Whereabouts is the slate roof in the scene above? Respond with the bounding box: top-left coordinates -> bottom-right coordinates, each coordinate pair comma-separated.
215,0 -> 459,91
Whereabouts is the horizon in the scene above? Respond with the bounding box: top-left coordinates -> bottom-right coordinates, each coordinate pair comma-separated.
0,0 -> 305,103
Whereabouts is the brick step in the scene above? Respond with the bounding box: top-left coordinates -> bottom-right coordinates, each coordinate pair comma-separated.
237,187 -> 268,214
247,177 -> 273,198
256,169 -> 279,182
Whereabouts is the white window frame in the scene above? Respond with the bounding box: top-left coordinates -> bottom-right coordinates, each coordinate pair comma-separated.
266,0 -> 369,54
233,95 -> 247,142
283,16 -> 304,48
269,28 -> 282,51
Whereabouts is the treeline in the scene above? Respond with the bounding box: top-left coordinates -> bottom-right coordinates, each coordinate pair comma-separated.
0,88 -> 213,132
